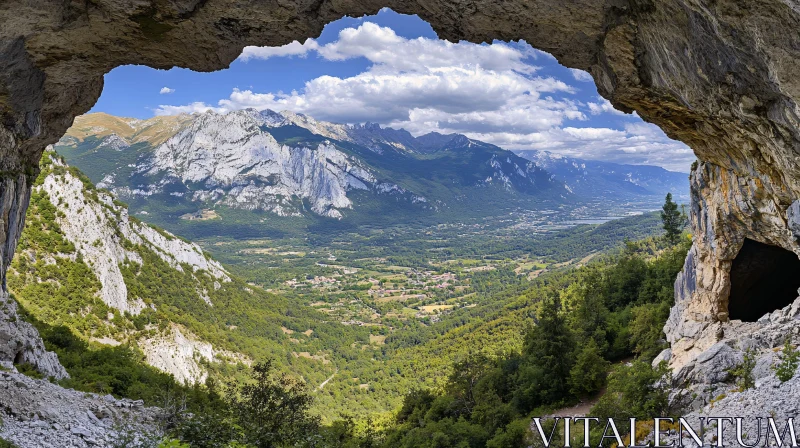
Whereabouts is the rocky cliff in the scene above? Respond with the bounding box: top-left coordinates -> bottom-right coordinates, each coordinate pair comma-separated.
4,150 -> 249,385
36,154 -> 228,315
0,294 -> 67,380
0,369 -> 161,447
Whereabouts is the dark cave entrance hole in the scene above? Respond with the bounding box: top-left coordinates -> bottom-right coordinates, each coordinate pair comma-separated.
728,238 -> 800,322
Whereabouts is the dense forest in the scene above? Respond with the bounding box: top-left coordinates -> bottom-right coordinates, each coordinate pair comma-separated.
370,236 -> 689,447
15,231 -> 688,447
160,233 -> 688,447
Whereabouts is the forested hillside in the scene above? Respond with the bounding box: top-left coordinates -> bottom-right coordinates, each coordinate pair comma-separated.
131,233 -> 689,447
8,151 -> 372,405
320,236 -> 690,447
4,150 -> 687,448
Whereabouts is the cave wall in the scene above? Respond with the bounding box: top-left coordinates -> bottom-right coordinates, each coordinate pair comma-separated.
667,159 -> 800,368
2,0 -> 800,373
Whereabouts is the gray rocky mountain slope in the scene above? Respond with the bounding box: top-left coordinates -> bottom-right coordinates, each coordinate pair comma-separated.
0,369 -> 161,448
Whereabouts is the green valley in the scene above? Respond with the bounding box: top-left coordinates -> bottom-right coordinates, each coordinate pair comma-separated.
0,109 -> 693,447
6,149 -> 681,428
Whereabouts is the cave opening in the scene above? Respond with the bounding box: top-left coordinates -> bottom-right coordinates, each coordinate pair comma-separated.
728,238 -> 800,322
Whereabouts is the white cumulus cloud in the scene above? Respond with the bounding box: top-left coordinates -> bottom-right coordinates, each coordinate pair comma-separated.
154,101 -> 222,115
159,87 -> 175,94
240,23 -> 540,74
215,67 -> 577,129
155,22 -> 693,171
570,69 -> 594,82
472,122 -> 693,172
239,39 -> 320,61
587,97 -> 625,115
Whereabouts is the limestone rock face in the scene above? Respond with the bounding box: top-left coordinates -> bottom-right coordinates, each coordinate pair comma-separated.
140,109 -> 378,218
2,0 -> 800,377
32,154 -> 229,316
138,324 -> 250,385
666,160 -> 800,369
660,293 -> 800,410
0,292 -> 67,380
5,152 -> 241,384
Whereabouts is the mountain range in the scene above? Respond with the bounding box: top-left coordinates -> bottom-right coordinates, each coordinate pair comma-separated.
514,149 -> 689,200
8,147 -> 672,422
53,110 -> 688,225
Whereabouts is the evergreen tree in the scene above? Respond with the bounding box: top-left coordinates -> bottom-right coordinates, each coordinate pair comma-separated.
629,302 -> 670,360
603,254 -> 647,310
729,349 -> 757,391
774,336 -> 800,382
661,193 -> 683,244
520,291 -> 575,404
571,268 -> 610,352
569,338 -> 610,396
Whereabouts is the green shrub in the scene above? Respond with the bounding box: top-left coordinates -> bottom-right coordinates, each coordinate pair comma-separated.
590,360 -> 672,420
773,337 -> 799,383
176,360 -> 319,448
0,438 -> 19,448
729,348 -> 757,391
486,418 -> 534,448
14,362 -> 44,380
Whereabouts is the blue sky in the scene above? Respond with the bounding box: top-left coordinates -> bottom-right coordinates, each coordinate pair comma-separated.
90,9 -> 693,171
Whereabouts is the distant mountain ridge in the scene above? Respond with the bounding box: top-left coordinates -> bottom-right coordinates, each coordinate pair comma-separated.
514,149 -> 689,201
55,110 -> 688,225
55,110 -> 567,221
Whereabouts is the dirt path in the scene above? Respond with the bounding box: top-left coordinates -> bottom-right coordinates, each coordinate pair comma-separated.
545,357 -> 634,417
317,369 -> 337,391
545,391 -> 603,418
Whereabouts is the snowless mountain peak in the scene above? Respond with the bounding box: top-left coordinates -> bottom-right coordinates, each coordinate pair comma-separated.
56,110 -> 687,221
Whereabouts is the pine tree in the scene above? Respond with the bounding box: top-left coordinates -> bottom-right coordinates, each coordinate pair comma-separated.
570,268 -> 610,353
661,193 -> 683,245
773,336 -> 800,382
729,348 -> 757,391
522,291 -> 575,403
569,338 -> 610,396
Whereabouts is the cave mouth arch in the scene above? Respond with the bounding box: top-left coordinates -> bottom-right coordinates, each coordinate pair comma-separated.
728,238 -> 800,322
